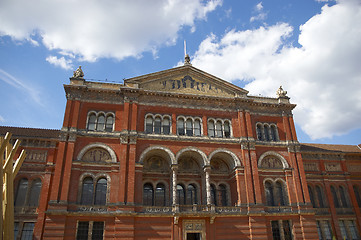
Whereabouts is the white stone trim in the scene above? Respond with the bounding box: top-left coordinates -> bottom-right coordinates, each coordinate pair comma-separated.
208,149 -> 242,168
77,143 -> 117,163
139,145 -> 176,165
175,147 -> 208,167
258,151 -> 289,169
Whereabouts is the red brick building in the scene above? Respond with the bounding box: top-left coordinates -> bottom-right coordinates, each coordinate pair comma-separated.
2,61 -> 361,239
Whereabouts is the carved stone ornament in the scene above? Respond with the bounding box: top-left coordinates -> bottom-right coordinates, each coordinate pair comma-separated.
276,86 -> 288,98
260,156 -> 283,169
210,159 -> 229,174
325,163 -> 341,172
82,148 -> 111,163
73,66 -> 84,78
184,54 -> 191,65
143,156 -> 169,172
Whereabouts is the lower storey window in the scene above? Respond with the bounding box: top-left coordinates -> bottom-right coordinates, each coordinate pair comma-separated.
14,222 -> 35,240
76,221 -> 104,240
316,220 -> 333,240
339,220 -> 359,240
271,220 -> 293,240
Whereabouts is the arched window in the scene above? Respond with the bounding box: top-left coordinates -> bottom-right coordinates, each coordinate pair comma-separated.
154,117 -> 161,134
15,178 -> 28,206
353,185 -> 361,208
194,119 -> 201,136
330,186 -> 340,208
145,116 -> 153,133
186,119 -> 193,136
94,178 -> 107,205
177,184 -> 185,205
339,186 -> 349,208
105,115 -> 114,132
187,184 -> 197,205
208,121 -> 215,137
275,182 -> 286,206
163,117 -> 170,134
81,177 -> 94,205
97,114 -> 105,131
211,184 -> 217,206
265,181 -> 274,206
271,125 -> 278,141
87,114 -> 97,131
316,185 -> 325,208
219,184 -> 228,206
308,185 -> 316,208
256,124 -> 263,140
224,121 -> 231,138
155,183 -> 166,206
177,118 -> 185,135
264,125 -> 270,141
215,121 -> 223,138
143,183 -> 154,206
28,179 -> 42,207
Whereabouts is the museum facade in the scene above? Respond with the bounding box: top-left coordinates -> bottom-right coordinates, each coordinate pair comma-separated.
2,59 -> 361,240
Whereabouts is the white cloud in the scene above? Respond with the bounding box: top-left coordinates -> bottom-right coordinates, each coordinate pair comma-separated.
46,56 -> 73,70
192,0 -> 361,139
250,2 -> 267,22
0,0 -> 221,64
0,115 -> 4,123
0,69 -> 43,106
256,2 -> 263,11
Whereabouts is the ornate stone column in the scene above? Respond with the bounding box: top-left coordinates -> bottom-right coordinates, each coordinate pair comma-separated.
204,166 -> 211,205
171,164 -> 178,206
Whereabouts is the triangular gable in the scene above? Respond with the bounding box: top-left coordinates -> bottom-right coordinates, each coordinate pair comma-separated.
125,65 -> 248,98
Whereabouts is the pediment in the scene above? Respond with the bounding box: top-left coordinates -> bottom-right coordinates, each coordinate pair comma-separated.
125,65 -> 248,98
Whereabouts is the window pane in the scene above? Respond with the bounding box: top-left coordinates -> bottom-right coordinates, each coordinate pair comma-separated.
308,186 -> 316,208
211,184 -> 217,206
146,117 -> 153,133
323,221 -> 333,240
339,221 -> 348,240
271,221 -> 281,240
28,179 -> 42,207
264,125 -> 270,141
186,119 -> 193,136
177,184 -> 185,205
256,125 -> 263,140
331,186 -> 340,208
21,222 -> 35,240
15,178 -> 28,206
265,182 -> 274,206
163,118 -> 170,135
14,222 -> 19,240
88,114 -> 96,131
95,178 -> 107,205
316,221 -> 323,240
354,186 -> 361,208
187,184 -> 197,205
92,222 -> 104,240
143,183 -> 154,206
348,220 -> 359,240
208,121 -> 215,137
154,117 -> 161,134
194,119 -> 201,136
276,182 -> 286,206
271,125 -> 278,141
339,186 -> 349,207
215,121 -> 222,138
105,115 -> 114,132
177,119 -> 185,135
224,121 -> 230,138
81,177 -> 94,205
155,183 -> 166,206
97,115 -> 105,131
76,221 -> 89,240
316,186 -> 325,208
283,220 -> 293,240
219,184 -> 227,206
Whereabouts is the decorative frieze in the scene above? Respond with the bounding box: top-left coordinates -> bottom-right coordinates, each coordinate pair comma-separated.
25,150 -> 48,162
325,163 -> 341,172
346,163 -> 361,172
303,163 -> 319,171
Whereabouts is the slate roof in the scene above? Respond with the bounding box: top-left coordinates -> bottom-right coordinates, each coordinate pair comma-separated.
301,143 -> 361,153
0,126 -> 60,139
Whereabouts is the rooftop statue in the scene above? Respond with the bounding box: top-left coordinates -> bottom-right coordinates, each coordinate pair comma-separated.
73,66 -> 84,79
276,85 -> 288,98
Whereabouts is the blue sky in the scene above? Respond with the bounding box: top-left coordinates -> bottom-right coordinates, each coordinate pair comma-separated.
0,0 -> 360,145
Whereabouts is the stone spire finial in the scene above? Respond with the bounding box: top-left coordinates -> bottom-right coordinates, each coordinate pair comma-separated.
276,85 -> 288,98
73,66 -> 84,79
184,54 -> 191,66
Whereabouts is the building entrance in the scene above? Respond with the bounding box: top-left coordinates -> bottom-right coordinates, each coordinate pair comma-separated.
187,232 -> 201,240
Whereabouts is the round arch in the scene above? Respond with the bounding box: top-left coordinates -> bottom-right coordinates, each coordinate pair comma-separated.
258,151 -> 289,169
175,147 -> 208,167
77,143 -> 117,163
208,149 -> 242,169
139,146 -> 175,165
